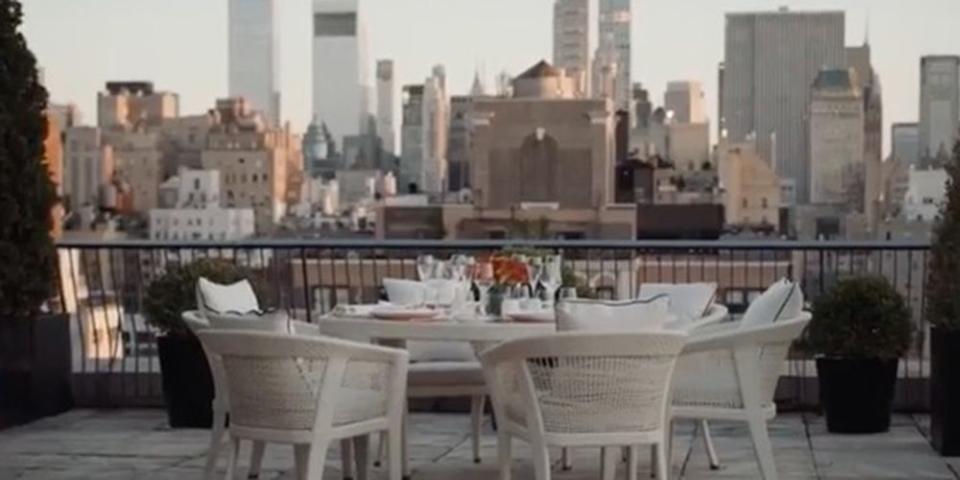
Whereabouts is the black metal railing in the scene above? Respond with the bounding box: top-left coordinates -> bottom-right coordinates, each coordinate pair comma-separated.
54,239 -> 932,410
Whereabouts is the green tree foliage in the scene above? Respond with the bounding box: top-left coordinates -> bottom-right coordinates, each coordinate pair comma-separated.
0,0 -> 57,324
926,140 -> 960,330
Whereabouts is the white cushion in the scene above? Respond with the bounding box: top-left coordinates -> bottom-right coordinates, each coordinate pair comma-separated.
197,277 -> 259,316
639,283 -> 717,324
739,279 -> 802,328
408,361 -> 485,387
556,297 -> 673,332
206,309 -> 292,334
383,278 -> 426,306
407,340 -> 476,363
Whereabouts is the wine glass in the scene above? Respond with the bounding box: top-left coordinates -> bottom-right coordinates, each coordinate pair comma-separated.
416,254 -> 435,281
526,256 -> 544,297
541,255 -> 563,307
472,260 -> 495,316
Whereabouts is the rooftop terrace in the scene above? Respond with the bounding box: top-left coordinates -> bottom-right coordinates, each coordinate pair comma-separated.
1,409 -> 956,479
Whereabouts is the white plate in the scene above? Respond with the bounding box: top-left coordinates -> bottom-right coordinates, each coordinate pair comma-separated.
371,307 -> 440,321
504,310 -> 555,323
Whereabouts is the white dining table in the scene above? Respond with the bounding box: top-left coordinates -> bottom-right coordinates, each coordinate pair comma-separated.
316,314 -> 557,344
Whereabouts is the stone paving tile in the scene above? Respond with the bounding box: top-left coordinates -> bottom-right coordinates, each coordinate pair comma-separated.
1,409 -> 959,480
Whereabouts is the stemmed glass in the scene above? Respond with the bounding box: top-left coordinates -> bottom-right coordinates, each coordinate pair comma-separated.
416,254 -> 435,281
540,255 -> 563,307
472,260 -> 495,317
526,256 -> 543,300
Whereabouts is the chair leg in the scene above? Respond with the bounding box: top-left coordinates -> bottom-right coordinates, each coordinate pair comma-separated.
470,395 -> 485,463
531,439 -> 551,480
248,441 -> 266,479
627,445 -> 639,480
747,417 -> 778,480
294,445 -> 310,480
373,432 -> 385,468
649,445 -> 657,478
600,447 -> 617,480
353,435 -> 370,480
402,410 -> 411,479
224,438 -> 240,480
497,432 -> 513,480
205,410 -> 227,480
654,442 -> 669,480
700,420 -> 721,470
388,426 -> 404,480
561,447 -> 573,471
307,438 -> 332,480
340,439 -> 355,480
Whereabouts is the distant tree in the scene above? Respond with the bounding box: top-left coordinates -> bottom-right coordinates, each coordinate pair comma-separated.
0,1 -> 57,329
926,139 -> 960,331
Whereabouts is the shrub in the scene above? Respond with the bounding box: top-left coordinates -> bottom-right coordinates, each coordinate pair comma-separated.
926,140 -> 960,331
142,259 -> 262,337
807,276 -> 912,359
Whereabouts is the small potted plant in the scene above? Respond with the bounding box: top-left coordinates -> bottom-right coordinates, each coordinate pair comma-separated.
926,139 -> 960,455
142,258 -> 260,428
808,276 -> 911,433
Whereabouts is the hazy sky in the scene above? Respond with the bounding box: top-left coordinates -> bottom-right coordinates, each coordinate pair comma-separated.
20,0 -> 960,156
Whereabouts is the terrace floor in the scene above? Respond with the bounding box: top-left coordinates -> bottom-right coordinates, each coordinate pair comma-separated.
0,409 -> 957,479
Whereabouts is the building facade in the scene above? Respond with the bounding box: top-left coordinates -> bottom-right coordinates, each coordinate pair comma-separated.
400,85 -> 424,193
722,9 -> 845,204
808,69 -> 864,206
63,126 -> 115,210
228,0 -> 281,125
553,0 -> 590,97
312,0 -> 370,144
903,167 -> 948,222
97,82 -> 178,129
919,55 -> 960,162
108,130 -> 164,212
664,81 -> 706,124
447,95 -> 473,193
720,141 -> 781,229
376,59 -> 396,154
892,123 -> 921,166
422,66 -> 449,195
597,0 -> 631,110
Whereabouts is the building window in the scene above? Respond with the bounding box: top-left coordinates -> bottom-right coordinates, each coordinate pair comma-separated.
238,157 -> 245,164
262,173 -> 268,182
252,174 -> 258,182
241,174 -> 247,183
194,178 -> 200,190
742,198 -> 748,208
761,197 -> 768,208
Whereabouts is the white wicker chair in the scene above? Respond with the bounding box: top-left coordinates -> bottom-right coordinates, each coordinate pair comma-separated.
670,313 -> 812,480
196,330 -> 408,480
480,332 -> 687,480
183,311 -> 348,480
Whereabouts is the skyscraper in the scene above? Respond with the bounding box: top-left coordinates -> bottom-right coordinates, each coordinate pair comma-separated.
722,9 -> 845,204
376,59 -> 396,155
553,0 -> 589,97
422,66 -> 449,195
312,0 -> 370,145
919,56 -> 960,162
892,123 -> 920,166
596,0 -> 631,109
664,81 -> 706,124
228,0 -> 280,126
400,85 -> 424,193
808,68 -> 864,206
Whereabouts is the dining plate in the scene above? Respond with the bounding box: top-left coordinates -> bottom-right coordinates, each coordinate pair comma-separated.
371,307 -> 441,321
504,310 -> 555,323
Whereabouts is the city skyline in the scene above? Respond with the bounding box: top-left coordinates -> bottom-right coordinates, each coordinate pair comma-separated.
21,0 -> 960,157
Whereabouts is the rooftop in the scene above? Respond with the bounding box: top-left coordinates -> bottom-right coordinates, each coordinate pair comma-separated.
1,409 -> 956,479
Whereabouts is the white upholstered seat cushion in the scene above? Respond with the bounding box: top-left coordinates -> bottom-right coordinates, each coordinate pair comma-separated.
383,278 -> 426,306
739,279 -> 803,328
206,309 -> 292,334
197,277 -> 260,316
408,361 -> 485,387
639,282 -> 717,324
556,297 -> 673,332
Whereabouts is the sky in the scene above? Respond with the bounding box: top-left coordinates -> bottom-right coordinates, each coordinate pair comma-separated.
20,0 -> 960,156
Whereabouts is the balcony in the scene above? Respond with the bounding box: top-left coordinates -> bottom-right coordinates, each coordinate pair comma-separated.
54,238 -> 932,409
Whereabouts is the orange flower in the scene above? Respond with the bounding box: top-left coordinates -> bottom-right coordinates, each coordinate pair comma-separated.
492,256 -> 529,285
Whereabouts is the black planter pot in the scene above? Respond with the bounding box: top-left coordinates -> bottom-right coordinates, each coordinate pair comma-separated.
817,357 -> 898,434
0,314 -> 73,428
157,334 -> 214,429
931,328 -> 960,456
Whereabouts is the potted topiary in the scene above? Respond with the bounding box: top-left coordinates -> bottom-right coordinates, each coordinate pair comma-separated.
0,0 -> 72,428
808,276 -> 912,433
926,139 -> 960,456
142,258 -> 260,428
